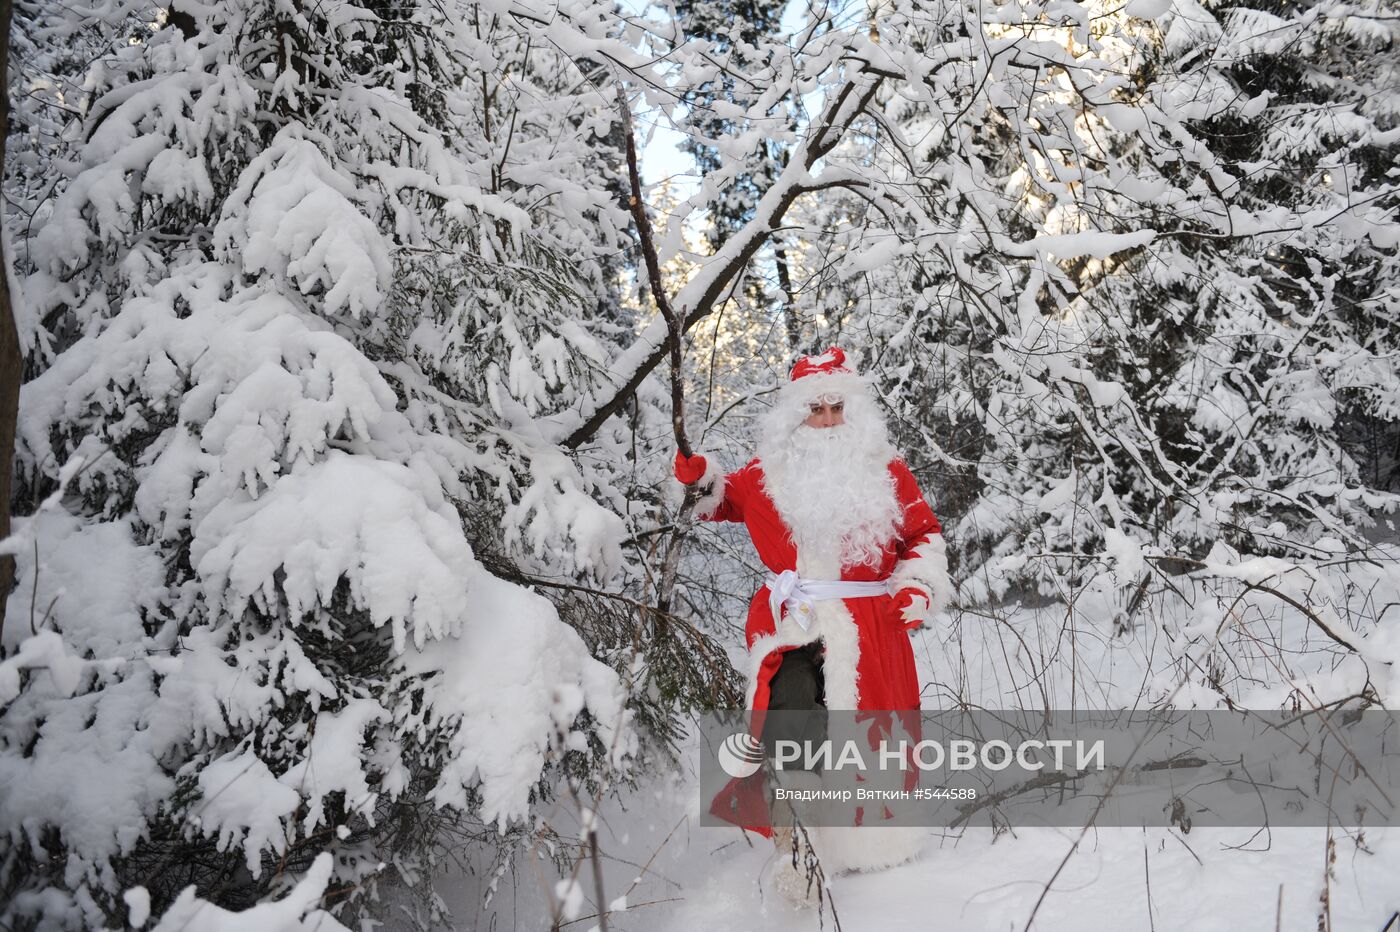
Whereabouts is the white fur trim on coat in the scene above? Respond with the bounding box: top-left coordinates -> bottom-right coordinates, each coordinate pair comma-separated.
888,534 -> 953,620
810,825 -> 925,873
746,547 -> 865,710
745,596 -> 863,710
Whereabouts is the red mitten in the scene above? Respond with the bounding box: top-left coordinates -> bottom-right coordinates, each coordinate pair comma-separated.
892,587 -> 932,629
673,450 -> 709,485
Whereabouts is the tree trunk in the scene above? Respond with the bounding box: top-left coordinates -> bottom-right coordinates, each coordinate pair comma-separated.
774,240 -> 799,349
0,0 -> 19,642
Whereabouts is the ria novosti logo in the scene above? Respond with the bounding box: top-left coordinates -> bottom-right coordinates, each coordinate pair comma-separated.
714,732 -> 1109,776
717,732 -> 765,778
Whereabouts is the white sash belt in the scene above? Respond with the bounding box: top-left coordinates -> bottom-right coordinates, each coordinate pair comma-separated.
765,569 -> 893,632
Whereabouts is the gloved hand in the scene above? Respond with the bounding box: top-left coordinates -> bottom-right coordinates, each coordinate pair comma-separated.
673,450 -> 709,485
892,586 -> 932,629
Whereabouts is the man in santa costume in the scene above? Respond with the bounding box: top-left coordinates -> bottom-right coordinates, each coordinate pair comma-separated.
674,347 -> 952,894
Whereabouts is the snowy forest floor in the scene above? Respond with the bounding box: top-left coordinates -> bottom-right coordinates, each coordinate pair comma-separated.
445,580 -> 1400,932
451,741 -> 1400,932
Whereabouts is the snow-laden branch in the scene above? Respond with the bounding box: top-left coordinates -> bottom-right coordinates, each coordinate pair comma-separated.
557,68 -> 886,450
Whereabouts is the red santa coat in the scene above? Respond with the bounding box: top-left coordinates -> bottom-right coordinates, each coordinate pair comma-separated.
695,453 -> 951,867
693,455 -> 951,713
690,347 -> 951,871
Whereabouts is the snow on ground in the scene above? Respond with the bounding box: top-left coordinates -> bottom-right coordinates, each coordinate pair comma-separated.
451,736 -> 1400,932
447,578 -> 1400,931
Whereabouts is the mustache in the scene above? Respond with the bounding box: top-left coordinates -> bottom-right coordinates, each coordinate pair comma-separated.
793,423 -> 851,440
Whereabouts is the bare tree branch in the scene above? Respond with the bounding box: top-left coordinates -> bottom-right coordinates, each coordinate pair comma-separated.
560,70 -> 886,450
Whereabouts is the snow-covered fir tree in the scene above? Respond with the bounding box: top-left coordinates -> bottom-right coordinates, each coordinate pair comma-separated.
765,0 -> 1399,608
0,0 -> 665,926
672,0 -> 786,241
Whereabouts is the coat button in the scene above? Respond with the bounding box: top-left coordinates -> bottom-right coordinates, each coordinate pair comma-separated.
800,605 -> 810,614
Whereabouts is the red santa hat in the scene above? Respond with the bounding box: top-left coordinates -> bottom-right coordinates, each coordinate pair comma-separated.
781,346 -> 868,407
789,346 -> 853,382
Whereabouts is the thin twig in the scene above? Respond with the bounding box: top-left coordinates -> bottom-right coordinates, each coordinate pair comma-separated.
1142,832 -> 1156,932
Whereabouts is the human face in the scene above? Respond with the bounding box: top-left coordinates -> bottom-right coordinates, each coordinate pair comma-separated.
804,397 -> 845,429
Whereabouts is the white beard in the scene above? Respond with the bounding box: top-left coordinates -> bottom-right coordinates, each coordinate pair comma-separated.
758,422 -> 902,575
